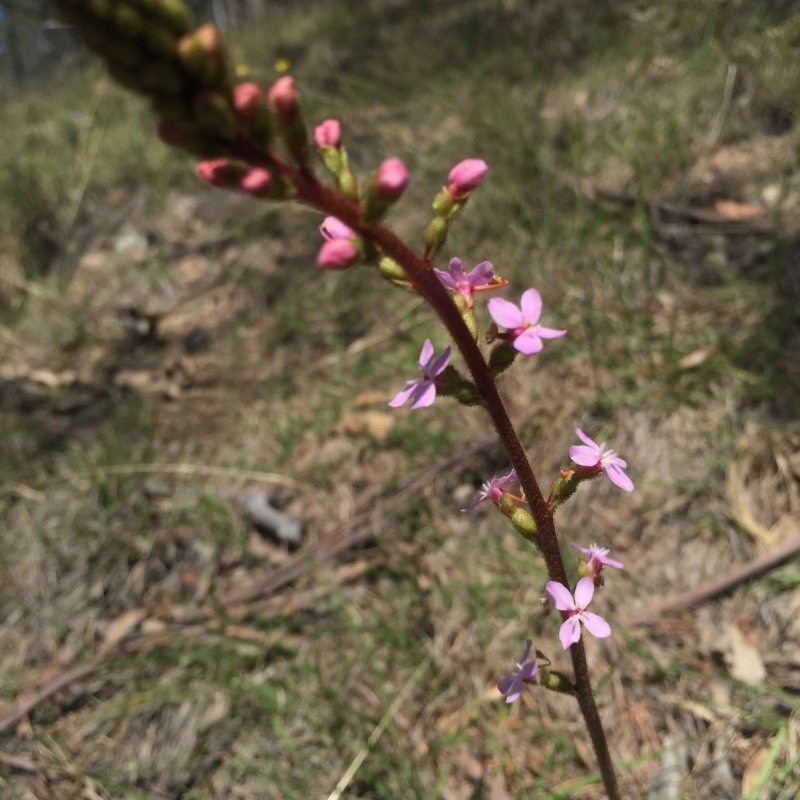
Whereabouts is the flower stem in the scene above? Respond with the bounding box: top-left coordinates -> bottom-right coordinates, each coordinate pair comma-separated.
232,145 -> 621,799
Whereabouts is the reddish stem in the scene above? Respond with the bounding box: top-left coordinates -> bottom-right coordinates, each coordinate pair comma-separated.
230,140 -> 621,800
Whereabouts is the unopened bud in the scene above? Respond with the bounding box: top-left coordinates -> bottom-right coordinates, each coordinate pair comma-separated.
233,82 -> 263,115
268,75 -> 298,116
375,157 -> 409,199
240,167 -> 273,196
447,158 -> 488,199
314,118 -> 341,149
320,217 -> 355,241
317,239 -> 359,270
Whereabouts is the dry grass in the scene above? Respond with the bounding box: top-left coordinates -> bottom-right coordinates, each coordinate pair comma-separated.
2,1 -> 800,798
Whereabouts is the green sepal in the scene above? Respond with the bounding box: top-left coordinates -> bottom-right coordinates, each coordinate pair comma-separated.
547,467 -> 601,513
488,341 -> 518,376
506,507 -> 538,544
539,668 -> 575,696
437,366 -> 483,407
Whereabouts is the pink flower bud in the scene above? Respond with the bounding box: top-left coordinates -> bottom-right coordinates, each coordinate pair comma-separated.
376,157 -> 409,198
240,167 -> 272,195
197,158 -> 234,187
447,158 -> 488,199
314,119 -> 341,149
233,82 -> 263,116
268,75 -> 297,115
320,216 -> 355,241
317,238 -> 358,270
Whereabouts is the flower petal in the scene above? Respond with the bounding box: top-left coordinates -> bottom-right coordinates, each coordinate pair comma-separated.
569,444 -> 601,466
573,576 -> 595,609
487,297 -> 523,329
606,464 -> 634,492
545,581 -> 574,611
428,346 -> 451,378
388,383 -> 418,408
575,428 -> 597,448
409,382 -> 437,409
513,330 -> 544,354
465,260 -> 495,285
418,339 -> 434,369
536,326 -> 568,339
581,612 -> 611,639
519,288 -> 542,324
433,268 -> 457,290
559,617 -> 581,649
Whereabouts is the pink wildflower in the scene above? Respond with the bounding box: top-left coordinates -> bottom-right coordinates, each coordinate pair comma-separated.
434,257 -> 495,303
389,339 -> 450,410
486,289 -> 567,354
545,577 -> 611,649
461,468 -> 517,512
570,542 -> 624,578
569,428 -> 633,492
497,639 -> 538,704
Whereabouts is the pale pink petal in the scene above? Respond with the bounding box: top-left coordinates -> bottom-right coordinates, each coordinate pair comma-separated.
487,297 -> 523,329
573,577 -> 595,609
606,464 -> 634,492
569,444 -> 600,466
575,428 -> 598,449
388,384 -> 417,408
465,260 -> 494,285
513,330 -> 544,354
428,346 -> 451,378
409,383 -> 436,409
536,326 -> 568,339
519,288 -> 542,324
433,268 -> 457,290
581,612 -> 611,639
545,581 -> 574,611
418,339 -> 434,368
559,617 -> 581,649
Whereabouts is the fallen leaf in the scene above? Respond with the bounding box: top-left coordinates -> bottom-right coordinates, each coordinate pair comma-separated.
101,608 -> 147,651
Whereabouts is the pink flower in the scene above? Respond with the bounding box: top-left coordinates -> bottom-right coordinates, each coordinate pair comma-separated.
314,119 -> 341,148
570,542 -> 624,577
486,289 -> 566,354
376,157 -> 409,199
546,577 -> 611,649
447,158 -> 488,199
461,468 -> 516,512
317,238 -> 358,270
389,339 -> 450,410
268,75 -> 297,114
434,257 -> 494,303
569,428 -> 633,492
319,216 -> 355,241
240,167 -> 272,195
497,639 -> 538,704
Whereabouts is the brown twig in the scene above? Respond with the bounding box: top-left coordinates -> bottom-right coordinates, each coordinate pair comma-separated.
623,536 -> 800,626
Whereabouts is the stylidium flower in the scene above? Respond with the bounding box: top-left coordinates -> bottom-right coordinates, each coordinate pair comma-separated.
461,468 -> 517,512
569,428 -> 634,492
545,577 -> 611,649
389,339 -> 450,410
314,118 -> 341,149
448,159 -> 488,199
486,289 -> 566,354
434,257 -> 495,303
320,216 -> 355,241
571,542 -> 624,578
497,639 -> 538,704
